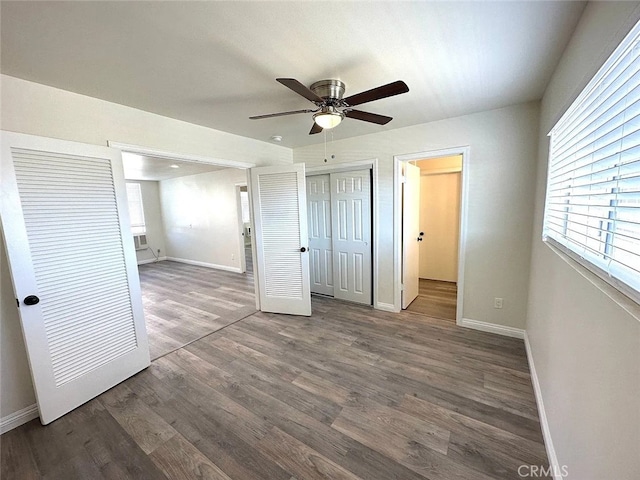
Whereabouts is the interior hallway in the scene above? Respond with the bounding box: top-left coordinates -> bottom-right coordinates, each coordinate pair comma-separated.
405,279 -> 457,322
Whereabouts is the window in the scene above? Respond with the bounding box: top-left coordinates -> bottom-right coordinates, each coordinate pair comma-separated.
543,20 -> 640,303
125,183 -> 146,235
240,190 -> 250,223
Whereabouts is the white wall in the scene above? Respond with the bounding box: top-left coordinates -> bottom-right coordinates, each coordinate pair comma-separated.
0,76 -> 291,424
419,173 -> 461,282
160,168 -> 246,271
294,101 -> 540,328
527,2 -> 640,479
0,75 -> 292,166
0,230 -> 36,419
126,180 -> 167,264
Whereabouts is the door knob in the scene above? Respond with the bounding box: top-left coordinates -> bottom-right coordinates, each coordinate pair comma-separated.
417,237 -> 423,242
419,232 -> 424,236
23,295 -> 40,306
300,247 -> 307,252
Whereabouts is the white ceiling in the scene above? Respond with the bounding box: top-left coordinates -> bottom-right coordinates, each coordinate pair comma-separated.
122,152 -> 229,181
1,1 -> 585,149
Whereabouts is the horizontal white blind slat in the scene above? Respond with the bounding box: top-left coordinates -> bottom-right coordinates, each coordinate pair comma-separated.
125,183 -> 146,234
543,21 -> 640,303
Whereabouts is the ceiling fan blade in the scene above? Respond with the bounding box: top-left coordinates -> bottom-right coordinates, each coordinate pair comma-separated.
249,108 -> 317,120
277,78 -> 324,103
343,80 -> 409,106
309,122 -> 323,135
345,109 -> 392,125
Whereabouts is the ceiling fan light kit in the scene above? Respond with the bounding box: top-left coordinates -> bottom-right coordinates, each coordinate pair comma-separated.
313,106 -> 344,129
250,77 -> 409,135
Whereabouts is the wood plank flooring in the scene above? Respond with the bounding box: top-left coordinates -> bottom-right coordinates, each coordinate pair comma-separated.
405,279 -> 457,321
139,260 -> 256,359
1,283 -> 550,479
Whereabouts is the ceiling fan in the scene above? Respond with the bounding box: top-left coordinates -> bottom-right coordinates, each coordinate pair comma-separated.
250,78 -> 409,135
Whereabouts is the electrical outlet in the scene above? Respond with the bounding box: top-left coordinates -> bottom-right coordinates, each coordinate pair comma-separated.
157,249 -> 161,256
231,253 -> 235,261
494,297 -> 503,309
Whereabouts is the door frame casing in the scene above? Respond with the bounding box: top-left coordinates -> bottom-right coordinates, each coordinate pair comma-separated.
234,183 -> 248,274
306,159 -> 379,309
393,147 -> 470,325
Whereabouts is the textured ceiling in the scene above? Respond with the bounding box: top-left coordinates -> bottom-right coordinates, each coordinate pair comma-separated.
122,153 -> 228,181
1,1 -> 585,148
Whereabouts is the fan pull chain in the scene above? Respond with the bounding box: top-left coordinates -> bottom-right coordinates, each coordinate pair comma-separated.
324,129 -> 328,162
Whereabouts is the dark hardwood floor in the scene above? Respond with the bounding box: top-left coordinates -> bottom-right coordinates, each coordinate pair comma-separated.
405,279 -> 457,322
1,266 -> 549,480
139,260 -> 256,359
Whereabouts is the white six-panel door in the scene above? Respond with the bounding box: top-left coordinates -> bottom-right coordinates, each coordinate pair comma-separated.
250,164 -> 311,316
306,174 -> 334,296
331,170 -> 372,305
0,131 -> 150,424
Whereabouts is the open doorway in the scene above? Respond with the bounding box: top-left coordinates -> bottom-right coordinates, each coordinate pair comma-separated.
394,147 -> 469,325
405,155 -> 462,321
113,143 -> 258,359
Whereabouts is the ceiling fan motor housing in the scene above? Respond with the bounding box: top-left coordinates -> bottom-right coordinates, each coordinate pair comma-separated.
310,79 -> 346,102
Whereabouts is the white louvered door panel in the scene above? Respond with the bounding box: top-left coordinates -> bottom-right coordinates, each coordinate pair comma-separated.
330,170 -> 372,305
0,131 -> 149,424
307,174 -> 334,296
250,164 -> 311,316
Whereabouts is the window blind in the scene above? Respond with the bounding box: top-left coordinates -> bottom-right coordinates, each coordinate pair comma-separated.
240,191 -> 250,223
544,20 -> 640,302
125,183 -> 146,235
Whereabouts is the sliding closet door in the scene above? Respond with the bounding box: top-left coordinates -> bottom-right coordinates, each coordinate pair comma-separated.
331,169 -> 372,305
250,164 -> 311,316
307,174 -> 334,296
1,131 -> 150,424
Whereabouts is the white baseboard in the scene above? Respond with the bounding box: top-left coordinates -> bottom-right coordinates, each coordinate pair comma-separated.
137,256 -> 167,265
459,317 -> 525,339
375,302 -> 397,312
166,256 -> 242,273
524,332 -> 562,480
0,404 -> 39,434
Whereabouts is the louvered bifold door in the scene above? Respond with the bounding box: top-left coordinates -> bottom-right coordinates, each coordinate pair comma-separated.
250,164 -> 311,316
0,131 -> 150,424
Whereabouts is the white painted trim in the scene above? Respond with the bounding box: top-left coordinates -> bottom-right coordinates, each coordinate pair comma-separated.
247,170 -> 261,311
165,256 -> 242,273
0,404 -> 39,434
137,256 -> 167,265
235,183 -> 248,274
305,158 -> 379,308
459,318 -> 525,339
420,166 -> 463,176
374,302 -> 396,312
393,147 -> 471,321
372,159 -> 379,310
107,141 -> 256,169
524,332 -> 562,480
306,159 -> 375,174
